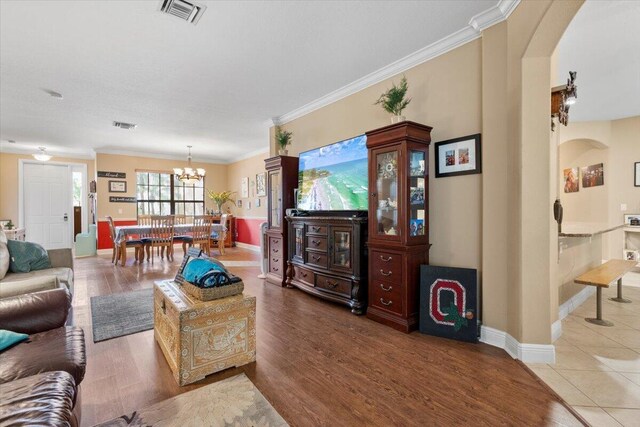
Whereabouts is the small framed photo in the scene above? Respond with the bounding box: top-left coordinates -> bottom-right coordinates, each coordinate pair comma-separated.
241,177 -> 249,198
237,200 -> 243,208
635,162 -> 639,187
256,172 -> 266,197
255,198 -> 261,207
624,214 -> 640,227
109,180 -> 127,193
623,249 -> 639,262
434,134 -> 481,178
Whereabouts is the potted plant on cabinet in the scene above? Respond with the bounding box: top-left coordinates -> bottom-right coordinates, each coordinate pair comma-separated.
275,126 -> 293,155
206,190 -> 236,214
375,76 -> 411,124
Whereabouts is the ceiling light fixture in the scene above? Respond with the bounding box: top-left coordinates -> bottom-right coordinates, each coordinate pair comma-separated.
113,121 -> 137,130
7,140 -> 16,143
42,89 -> 63,99
551,71 -> 578,131
174,145 -> 205,184
33,147 -> 52,162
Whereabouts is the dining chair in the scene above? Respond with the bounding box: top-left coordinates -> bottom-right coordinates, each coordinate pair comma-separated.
173,214 -> 189,254
107,216 -> 142,265
210,213 -> 228,256
144,215 -> 175,263
181,215 -> 213,256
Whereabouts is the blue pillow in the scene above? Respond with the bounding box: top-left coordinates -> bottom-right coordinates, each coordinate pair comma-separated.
0,330 -> 28,352
7,240 -> 51,273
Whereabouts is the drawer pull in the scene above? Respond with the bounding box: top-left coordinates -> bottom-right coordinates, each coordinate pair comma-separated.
272,258 -> 279,263
272,266 -> 279,272
272,248 -> 279,253
379,298 -> 393,306
380,284 -> 393,292
312,226 -> 321,232
312,240 -> 321,246
379,269 -> 392,277
161,299 -> 166,314
301,271 -> 308,277
311,255 -> 321,261
327,281 -> 339,289
379,255 -> 392,262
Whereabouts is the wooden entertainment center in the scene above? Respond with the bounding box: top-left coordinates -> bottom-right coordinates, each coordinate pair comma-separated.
286,215 -> 368,314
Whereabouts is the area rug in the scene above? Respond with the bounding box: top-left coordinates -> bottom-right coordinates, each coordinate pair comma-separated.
90,288 -> 154,342
94,373 -> 288,427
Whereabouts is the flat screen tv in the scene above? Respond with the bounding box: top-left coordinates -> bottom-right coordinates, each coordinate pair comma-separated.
297,134 -> 368,211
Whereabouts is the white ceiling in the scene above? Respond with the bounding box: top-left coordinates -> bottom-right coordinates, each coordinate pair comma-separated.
0,0 -> 502,163
556,0 -> 640,122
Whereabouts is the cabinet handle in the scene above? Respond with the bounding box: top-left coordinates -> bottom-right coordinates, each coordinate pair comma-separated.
312,240 -> 321,246
272,258 -> 279,263
379,255 -> 392,262
327,281 -> 339,289
380,284 -> 393,292
272,267 -> 279,272
379,269 -> 392,276
312,226 -> 321,232
301,271 -> 308,277
273,248 -> 279,253
312,255 -> 321,261
379,298 -> 392,306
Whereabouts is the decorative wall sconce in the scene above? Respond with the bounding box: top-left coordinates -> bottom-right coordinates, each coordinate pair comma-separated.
551,71 -> 577,131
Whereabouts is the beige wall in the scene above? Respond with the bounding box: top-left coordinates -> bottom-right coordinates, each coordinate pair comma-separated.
226,151 -> 270,219
0,152 -> 96,228
95,153 -> 227,220
272,39 -> 483,275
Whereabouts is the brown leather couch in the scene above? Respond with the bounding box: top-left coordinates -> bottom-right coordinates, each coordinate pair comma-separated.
0,287 -> 86,426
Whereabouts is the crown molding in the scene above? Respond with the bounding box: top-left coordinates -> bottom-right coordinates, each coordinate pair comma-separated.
94,148 -> 226,164
271,0 -> 521,127
228,146 -> 270,163
0,145 -> 95,160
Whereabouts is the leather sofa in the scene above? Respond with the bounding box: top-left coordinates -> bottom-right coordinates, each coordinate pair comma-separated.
0,287 -> 85,426
0,247 -> 75,300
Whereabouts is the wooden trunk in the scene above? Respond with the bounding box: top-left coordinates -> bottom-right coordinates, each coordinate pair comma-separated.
153,280 -> 256,386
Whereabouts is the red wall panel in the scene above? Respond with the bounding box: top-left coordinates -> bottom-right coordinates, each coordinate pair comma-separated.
97,220 -> 137,249
236,218 -> 266,247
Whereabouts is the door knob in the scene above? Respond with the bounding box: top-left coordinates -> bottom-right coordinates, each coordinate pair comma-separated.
63,213 -> 69,222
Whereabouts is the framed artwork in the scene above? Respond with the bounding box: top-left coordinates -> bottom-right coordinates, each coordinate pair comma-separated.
635,162 -> 639,187
581,163 -> 604,188
563,167 -> 579,193
419,265 -> 478,343
241,177 -> 249,198
255,198 -> 261,208
256,172 -> 266,197
434,134 -> 482,178
624,249 -> 639,262
109,180 -> 127,193
624,214 -> 640,227
237,200 -> 243,208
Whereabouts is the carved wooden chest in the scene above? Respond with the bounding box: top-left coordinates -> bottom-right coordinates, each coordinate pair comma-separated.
153,280 -> 256,386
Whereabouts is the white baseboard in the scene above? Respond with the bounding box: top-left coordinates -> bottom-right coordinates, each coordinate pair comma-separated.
480,326 -> 556,364
559,286 -> 595,320
236,242 -> 261,252
551,319 -> 563,342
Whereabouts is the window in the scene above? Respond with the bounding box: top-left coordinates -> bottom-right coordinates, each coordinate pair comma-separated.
136,172 -> 204,217
72,171 -> 83,207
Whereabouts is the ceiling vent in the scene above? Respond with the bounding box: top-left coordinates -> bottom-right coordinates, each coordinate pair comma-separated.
158,0 -> 206,25
113,121 -> 137,130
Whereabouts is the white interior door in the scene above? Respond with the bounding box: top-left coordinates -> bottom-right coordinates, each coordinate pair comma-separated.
23,163 -> 72,249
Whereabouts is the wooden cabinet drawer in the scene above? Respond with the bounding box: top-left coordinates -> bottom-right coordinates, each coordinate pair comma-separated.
293,265 -> 314,287
305,224 -> 327,235
371,250 -> 403,282
306,236 -> 327,252
316,274 -> 351,297
370,279 -> 403,315
306,252 -> 328,269
269,255 -> 283,277
269,236 -> 283,254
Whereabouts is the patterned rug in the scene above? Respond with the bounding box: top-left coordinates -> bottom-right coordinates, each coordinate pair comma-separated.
94,373 -> 288,427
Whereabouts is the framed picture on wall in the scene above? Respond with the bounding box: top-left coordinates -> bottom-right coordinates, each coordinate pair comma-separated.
109,180 -> 127,193
241,177 -> 249,198
434,134 -> 482,178
635,162 -> 639,187
624,249 -> 639,262
256,172 -> 266,197
624,214 -> 640,227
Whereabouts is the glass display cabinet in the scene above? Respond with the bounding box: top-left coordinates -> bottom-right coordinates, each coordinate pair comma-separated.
264,155 -> 299,287
366,121 -> 432,332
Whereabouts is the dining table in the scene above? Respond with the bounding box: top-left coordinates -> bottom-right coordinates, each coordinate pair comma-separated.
114,223 -> 227,265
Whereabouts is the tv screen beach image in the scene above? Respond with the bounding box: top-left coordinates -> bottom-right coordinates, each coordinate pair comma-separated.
297,135 -> 368,211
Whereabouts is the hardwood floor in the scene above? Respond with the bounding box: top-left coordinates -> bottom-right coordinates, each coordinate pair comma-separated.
73,248 -> 584,426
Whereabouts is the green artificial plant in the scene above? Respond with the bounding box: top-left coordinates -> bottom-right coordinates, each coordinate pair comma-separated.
206,190 -> 236,213
375,76 -> 411,116
275,126 -> 293,150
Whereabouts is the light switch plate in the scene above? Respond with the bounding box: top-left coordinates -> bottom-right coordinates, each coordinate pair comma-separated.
621,204 -> 628,212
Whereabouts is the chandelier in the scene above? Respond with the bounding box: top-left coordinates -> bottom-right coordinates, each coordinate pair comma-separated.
173,145 -> 205,184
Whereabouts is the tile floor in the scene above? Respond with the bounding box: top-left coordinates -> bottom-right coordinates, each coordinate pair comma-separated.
528,271 -> 640,426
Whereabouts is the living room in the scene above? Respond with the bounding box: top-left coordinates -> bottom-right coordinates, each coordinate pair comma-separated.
1,1 -> 639,426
